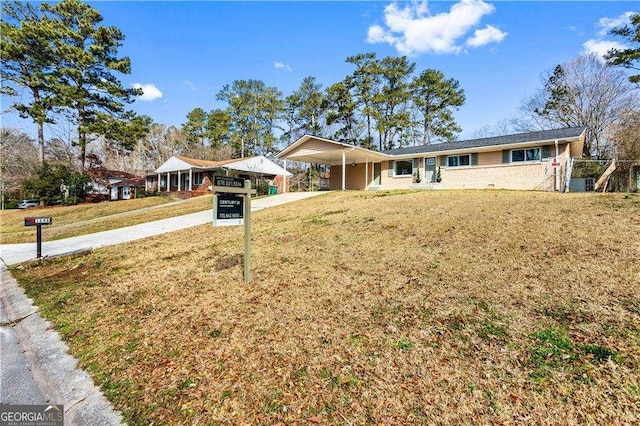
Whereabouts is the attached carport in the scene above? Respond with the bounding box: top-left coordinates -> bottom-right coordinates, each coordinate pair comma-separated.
277,135 -> 388,190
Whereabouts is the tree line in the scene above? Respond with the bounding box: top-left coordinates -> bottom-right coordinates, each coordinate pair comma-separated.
181,55 -> 466,155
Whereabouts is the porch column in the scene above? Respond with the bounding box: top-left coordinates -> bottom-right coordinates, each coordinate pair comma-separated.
177,171 -> 181,191
157,173 -> 161,192
554,139 -> 559,192
283,159 -> 288,193
365,158 -> 369,190
189,169 -> 193,191
166,172 -> 170,191
342,150 -> 346,191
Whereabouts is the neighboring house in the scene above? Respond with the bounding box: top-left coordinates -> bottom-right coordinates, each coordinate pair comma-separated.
86,169 -> 145,201
147,155 -> 293,196
277,127 -> 586,192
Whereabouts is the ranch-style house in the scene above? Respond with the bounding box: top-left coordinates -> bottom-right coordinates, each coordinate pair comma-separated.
277,127 -> 586,192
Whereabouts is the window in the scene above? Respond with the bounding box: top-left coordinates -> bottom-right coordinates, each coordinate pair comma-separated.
447,154 -> 470,167
511,148 -> 540,162
193,172 -> 204,185
394,160 -> 413,176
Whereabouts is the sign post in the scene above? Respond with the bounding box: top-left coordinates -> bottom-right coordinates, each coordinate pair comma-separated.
24,216 -> 52,259
212,176 -> 256,282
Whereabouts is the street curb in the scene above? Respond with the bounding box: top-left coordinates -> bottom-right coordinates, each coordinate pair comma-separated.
0,264 -> 125,425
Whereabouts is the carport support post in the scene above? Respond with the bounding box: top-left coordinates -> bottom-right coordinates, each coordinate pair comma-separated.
342,150 -> 346,191
283,159 -> 288,193
244,179 -> 252,283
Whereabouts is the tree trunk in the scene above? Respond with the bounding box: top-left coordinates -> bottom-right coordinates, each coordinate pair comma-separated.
37,122 -> 45,164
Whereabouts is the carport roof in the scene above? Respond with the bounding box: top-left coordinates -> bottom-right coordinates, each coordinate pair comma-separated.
276,135 -> 388,166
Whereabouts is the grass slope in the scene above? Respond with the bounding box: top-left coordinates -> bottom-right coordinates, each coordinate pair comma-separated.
11,190 -> 640,424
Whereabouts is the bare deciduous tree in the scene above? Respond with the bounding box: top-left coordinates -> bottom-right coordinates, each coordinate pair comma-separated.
468,118 -> 517,139
519,54 -> 639,158
0,128 -> 38,205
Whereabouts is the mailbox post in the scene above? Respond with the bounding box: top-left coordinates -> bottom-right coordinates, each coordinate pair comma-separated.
24,216 -> 52,259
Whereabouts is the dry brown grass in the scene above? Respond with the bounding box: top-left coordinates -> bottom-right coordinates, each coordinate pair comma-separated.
0,195 -> 212,244
11,190 -> 640,425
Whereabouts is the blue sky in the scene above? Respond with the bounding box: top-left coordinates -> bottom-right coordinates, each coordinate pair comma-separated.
1,1 -> 637,143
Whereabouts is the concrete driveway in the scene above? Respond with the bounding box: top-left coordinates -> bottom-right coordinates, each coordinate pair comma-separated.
1,192 -> 327,266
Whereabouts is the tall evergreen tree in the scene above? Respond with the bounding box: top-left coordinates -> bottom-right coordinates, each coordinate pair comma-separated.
44,0 -> 140,173
346,52 -> 381,149
205,109 -> 232,148
372,56 -> 415,150
282,91 -> 303,144
216,79 -> 283,156
183,107 -> 208,146
324,81 -> 361,145
411,69 -> 466,144
1,1 -> 58,163
605,13 -> 640,85
294,76 -> 325,137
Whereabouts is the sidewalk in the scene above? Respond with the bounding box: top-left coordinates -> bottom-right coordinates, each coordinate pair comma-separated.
0,191 -> 327,424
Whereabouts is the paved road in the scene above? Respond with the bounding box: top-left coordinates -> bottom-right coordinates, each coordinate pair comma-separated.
0,191 -> 326,425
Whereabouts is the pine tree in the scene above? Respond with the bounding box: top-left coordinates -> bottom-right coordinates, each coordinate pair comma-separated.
44,0 -> 140,173
1,1 -> 58,163
605,13 -> 640,84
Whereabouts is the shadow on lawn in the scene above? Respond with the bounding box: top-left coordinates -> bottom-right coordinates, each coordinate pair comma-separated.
214,253 -> 243,271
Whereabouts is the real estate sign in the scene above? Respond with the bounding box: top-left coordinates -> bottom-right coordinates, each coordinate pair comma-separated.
214,175 -> 245,189
214,193 -> 244,226
211,177 -> 257,282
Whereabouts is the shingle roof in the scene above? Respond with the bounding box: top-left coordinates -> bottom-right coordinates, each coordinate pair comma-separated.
382,127 -> 586,156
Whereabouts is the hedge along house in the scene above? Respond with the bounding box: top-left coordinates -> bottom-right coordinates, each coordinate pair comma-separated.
146,155 -> 293,197
277,127 -> 586,192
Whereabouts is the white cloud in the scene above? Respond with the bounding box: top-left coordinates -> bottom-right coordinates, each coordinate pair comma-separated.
133,83 -> 163,102
181,80 -> 196,92
581,11 -> 634,60
274,61 -> 292,72
597,11 -> 634,36
366,0 -> 506,55
583,39 -> 626,59
466,25 -> 507,47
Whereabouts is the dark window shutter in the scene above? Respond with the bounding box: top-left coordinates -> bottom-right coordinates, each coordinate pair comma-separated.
412,158 -> 419,171
471,153 -> 478,166
502,150 -> 510,164
441,156 -> 448,167
388,161 -> 394,177
542,145 -> 551,159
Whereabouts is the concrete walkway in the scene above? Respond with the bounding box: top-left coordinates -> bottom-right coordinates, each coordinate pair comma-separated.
0,191 -> 326,266
0,191 -> 326,424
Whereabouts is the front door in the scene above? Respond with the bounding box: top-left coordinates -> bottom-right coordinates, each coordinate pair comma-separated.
425,157 -> 436,182
373,163 -> 381,185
